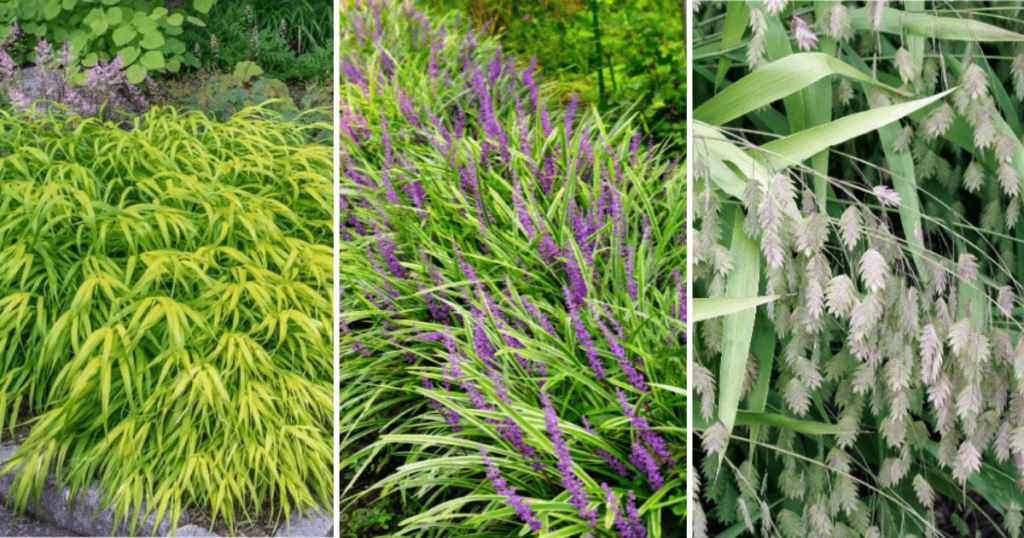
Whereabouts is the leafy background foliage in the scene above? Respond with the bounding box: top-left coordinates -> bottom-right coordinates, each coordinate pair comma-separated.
180,0 -> 332,84
0,0 -> 213,83
694,1 -> 1024,537
0,106 -> 333,535
417,0 -> 685,148
340,1 -> 684,536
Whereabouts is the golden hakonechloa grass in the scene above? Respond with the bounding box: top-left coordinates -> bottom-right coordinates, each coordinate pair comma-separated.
0,105 -> 333,534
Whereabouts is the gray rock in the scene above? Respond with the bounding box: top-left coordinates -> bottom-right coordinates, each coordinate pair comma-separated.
0,442 -> 184,536
273,510 -> 332,537
170,524 -> 221,537
0,502 -> 76,536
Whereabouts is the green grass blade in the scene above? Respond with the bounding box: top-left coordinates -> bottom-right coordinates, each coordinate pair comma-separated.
718,210 -> 761,436
755,87 -> 956,171
694,52 -> 911,126
691,297 -> 779,323
850,6 -> 1024,41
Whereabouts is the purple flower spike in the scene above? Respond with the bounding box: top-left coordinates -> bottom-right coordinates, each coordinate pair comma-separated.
602,485 -> 647,538
564,249 -> 588,311
480,447 -> 542,532
512,175 -> 536,238
583,417 -> 629,477
374,225 -> 408,279
625,245 -> 639,302
597,319 -> 647,393
563,93 -> 579,139
629,443 -> 663,491
568,293 -> 605,380
520,295 -> 556,337
540,391 -> 597,528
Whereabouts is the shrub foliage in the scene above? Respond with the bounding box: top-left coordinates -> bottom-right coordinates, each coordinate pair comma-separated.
0,0 -> 212,82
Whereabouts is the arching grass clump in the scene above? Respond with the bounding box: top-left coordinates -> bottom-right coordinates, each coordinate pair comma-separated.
0,106 -> 333,534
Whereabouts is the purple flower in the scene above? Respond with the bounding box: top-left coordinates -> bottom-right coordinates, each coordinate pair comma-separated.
398,89 -> 420,127
0,49 -> 13,80
622,489 -> 648,538
480,447 -> 542,532
33,38 -> 54,67
672,269 -> 686,340
522,58 -> 539,108
629,133 -> 642,165
422,377 -> 461,432
540,391 -> 597,528
616,388 -> 673,484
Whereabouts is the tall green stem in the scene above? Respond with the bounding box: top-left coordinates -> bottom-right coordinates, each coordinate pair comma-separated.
589,0 -> 607,109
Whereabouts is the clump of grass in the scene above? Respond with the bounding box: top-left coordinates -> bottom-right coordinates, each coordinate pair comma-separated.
0,105 -> 333,535
340,2 -> 685,536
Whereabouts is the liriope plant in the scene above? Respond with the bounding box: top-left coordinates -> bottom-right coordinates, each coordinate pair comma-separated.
0,105 -> 333,535
694,1 -> 1024,537
340,1 -> 684,536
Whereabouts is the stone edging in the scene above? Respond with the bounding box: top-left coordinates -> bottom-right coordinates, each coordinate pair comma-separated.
0,443 -> 332,537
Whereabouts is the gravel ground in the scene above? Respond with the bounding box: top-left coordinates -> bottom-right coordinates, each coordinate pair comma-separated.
0,504 -> 76,537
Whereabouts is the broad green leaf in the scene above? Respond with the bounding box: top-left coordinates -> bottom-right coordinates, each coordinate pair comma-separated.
692,296 -> 778,323
695,410 -> 857,436
193,0 -> 213,14
139,50 -> 164,70
112,25 -> 136,47
119,45 -> 140,66
694,52 -> 911,126
139,30 -> 164,50
755,87 -> 956,171
719,210 -> 760,436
